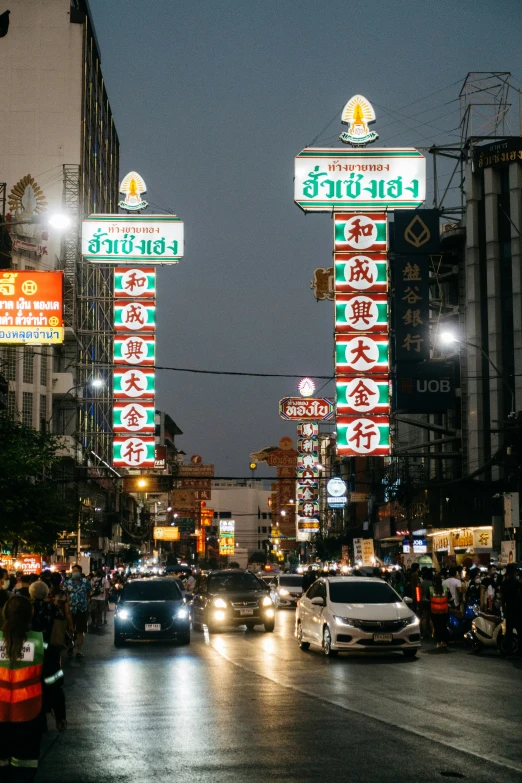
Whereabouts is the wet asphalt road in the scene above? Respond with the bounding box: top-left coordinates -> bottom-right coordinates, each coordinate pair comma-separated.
38,610 -> 522,783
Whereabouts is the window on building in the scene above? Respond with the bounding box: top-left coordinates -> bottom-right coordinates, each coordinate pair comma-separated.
40,395 -> 47,431
40,352 -> 47,386
4,347 -> 17,381
23,347 -> 34,383
220,512 -> 232,519
22,392 -> 33,427
7,390 -> 16,417
257,526 -> 261,534
262,513 -> 267,520
262,527 -> 267,534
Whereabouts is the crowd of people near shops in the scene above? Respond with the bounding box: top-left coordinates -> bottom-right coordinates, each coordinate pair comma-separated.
0,563 -> 124,781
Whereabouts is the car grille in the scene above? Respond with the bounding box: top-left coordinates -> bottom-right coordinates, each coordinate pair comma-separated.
358,620 -> 406,634
230,600 -> 258,608
132,614 -> 173,632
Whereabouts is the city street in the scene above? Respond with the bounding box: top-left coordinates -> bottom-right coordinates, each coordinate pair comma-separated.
39,611 -> 522,783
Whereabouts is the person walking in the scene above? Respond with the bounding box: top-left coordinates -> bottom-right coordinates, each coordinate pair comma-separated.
429,574 -> 450,649
302,566 -> 316,593
64,565 -> 90,658
420,567 -> 434,640
442,567 -> 463,612
0,595 -> 45,780
89,570 -> 106,631
29,581 -> 67,732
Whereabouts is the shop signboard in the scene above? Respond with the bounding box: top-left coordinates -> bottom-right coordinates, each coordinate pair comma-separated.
336,376 -> 389,415
114,301 -> 156,332
334,253 -> 387,294
500,540 -> 516,565
335,293 -> 388,333
337,416 -> 390,456
294,150 -> 425,212
82,215 -> 184,263
335,334 -> 389,375
0,270 -> 64,344
177,464 -> 215,477
113,436 -> 156,467
279,397 -> 334,421
393,210 -> 440,255
312,267 -> 334,301
353,538 -> 363,562
334,213 -> 388,252
113,368 -> 155,399
200,509 -> 214,527
393,256 -> 430,362
361,539 -> 375,566
393,362 -> 455,412
472,528 -> 493,550
504,492 -> 520,528
114,334 -> 156,366
113,401 -> 155,433
114,267 -> 156,298
153,526 -> 180,541
219,520 -> 235,555
0,555 -> 42,574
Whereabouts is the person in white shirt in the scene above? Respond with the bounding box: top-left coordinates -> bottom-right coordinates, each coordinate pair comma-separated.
442,567 -> 463,609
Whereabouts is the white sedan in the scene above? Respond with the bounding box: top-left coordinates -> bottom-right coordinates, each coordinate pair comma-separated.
296,576 -> 421,657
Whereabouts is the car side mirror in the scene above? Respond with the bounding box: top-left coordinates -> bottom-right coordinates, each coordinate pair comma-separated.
311,596 -> 325,606
404,596 -> 413,605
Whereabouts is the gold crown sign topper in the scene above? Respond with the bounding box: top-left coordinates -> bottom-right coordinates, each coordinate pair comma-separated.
339,95 -> 379,146
119,171 -> 148,211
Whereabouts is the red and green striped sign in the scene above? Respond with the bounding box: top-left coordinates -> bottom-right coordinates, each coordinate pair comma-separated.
114,268 -> 156,298
335,334 -> 389,374
113,368 -> 155,399
113,401 -> 155,433
336,416 -> 390,456
113,436 -> 156,467
335,294 -> 388,333
114,334 -> 155,366
334,213 -> 387,252
114,301 -> 156,332
335,253 -> 387,293
336,376 -> 389,415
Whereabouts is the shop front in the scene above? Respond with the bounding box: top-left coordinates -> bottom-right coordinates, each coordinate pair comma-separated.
428,527 -> 493,568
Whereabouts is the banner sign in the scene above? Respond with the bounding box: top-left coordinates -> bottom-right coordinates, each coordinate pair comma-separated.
113,436 -> 156,467
334,213 -> 388,252
82,215 -> 184,263
153,526 -> 180,541
219,520 -> 235,555
0,270 -> 64,344
294,149 -> 425,212
336,376 -> 389,415
335,293 -> 388,333
393,256 -> 430,361
393,362 -> 454,412
393,210 -> 440,254
279,397 -> 334,421
113,401 -> 155,433
0,555 -> 42,575
114,334 -> 156,366
114,301 -> 156,332
334,253 -> 387,294
114,267 -> 156,298
337,416 -> 390,456
113,367 -> 155,399
473,137 -> 522,170
335,334 -> 389,374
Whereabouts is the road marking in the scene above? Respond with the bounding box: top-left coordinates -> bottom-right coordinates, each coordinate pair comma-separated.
210,639 -> 522,776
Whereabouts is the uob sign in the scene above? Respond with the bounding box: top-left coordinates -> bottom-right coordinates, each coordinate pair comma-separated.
394,364 -> 454,413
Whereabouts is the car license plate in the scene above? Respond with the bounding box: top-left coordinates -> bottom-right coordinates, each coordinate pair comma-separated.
373,633 -> 393,642
145,623 -> 161,631
239,609 -> 254,616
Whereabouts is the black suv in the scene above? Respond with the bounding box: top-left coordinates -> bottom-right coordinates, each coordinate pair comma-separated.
114,578 -> 190,647
191,570 -> 275,632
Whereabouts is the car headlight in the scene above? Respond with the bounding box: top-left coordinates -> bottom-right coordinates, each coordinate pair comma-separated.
118,609 -> 130,620
279,589 -> 289,596
404,614 -> 420,627
214,598 -> 227,609
176,608 -> 189,620
262,596 -> 273,607
334,616 -> 360,627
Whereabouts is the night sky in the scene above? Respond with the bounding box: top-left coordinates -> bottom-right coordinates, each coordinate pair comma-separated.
89,0 -> 522,475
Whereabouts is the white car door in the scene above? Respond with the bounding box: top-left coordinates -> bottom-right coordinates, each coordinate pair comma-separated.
299,582 -> 318,640
308,581 -> 327,643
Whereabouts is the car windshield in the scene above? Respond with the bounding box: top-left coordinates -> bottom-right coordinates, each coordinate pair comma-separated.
123,581 -> 182,601
328,581 -> 400,604
280,576 -> 303,588
209,573 -> 264,592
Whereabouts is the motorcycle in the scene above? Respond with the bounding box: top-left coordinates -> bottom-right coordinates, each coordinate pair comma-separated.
447,600 -> 479,640
466,611 -> 519,656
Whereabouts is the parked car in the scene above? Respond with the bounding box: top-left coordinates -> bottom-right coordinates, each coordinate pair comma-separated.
114,578 -> 190,647
296,577 -> 420,657
192,570 -> 275,632
270,574 -> 304,608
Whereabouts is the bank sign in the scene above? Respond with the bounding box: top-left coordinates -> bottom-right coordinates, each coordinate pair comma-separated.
294,148 -> 426,212
82,215 -> 184,264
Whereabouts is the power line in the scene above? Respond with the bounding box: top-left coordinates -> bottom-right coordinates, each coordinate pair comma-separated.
155,365 -> 333,379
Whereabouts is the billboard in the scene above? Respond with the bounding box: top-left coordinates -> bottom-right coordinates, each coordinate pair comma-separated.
82,215 -> 184,263
114,267 -> 156,298
113,436 -> 156,467
219,520 -> 235,555
336,376 -> 389,415
0,270 -> 64,344
279,397 -> 334,421
337,416 -> 390,456
393,362 -> 455,413
334,253 -> 387,294
113,401 -> 156,433
294,149 -> 426,212
153,526 -> 180,541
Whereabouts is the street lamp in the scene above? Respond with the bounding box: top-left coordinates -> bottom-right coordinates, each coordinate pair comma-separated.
0,213 -> 72,231
439,331 -> 515,414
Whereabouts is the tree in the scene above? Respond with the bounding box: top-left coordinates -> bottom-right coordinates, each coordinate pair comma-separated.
248,550 -> 267,565
0,413 -> 75,552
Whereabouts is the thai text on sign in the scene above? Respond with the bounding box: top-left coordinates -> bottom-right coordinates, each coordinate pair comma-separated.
0,271 -> 64,344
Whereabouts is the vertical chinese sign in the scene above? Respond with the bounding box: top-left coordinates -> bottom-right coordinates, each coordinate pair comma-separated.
113,267 -> 157,467
334,214 -> 390,456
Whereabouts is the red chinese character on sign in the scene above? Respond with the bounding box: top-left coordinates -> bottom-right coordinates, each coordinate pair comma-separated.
124,271 -> 147,293
349,258 -> 373,284
123,406 -> 145,428
124,372 -> 145,394
348,380 -> 374,408
124,304 -> 145,325
347,218 -> 373,245
350,420 -> 378,450
123,340 -> 145,361
351,339 -> 374,364
123,440 -> 144,463
349,299 -> 373,326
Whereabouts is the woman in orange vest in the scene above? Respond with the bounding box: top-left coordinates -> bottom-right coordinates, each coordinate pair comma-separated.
0,595 -> 45,781
429,574 -> 450,649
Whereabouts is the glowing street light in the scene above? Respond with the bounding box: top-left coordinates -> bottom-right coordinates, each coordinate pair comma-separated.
47,213 -> 72,230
